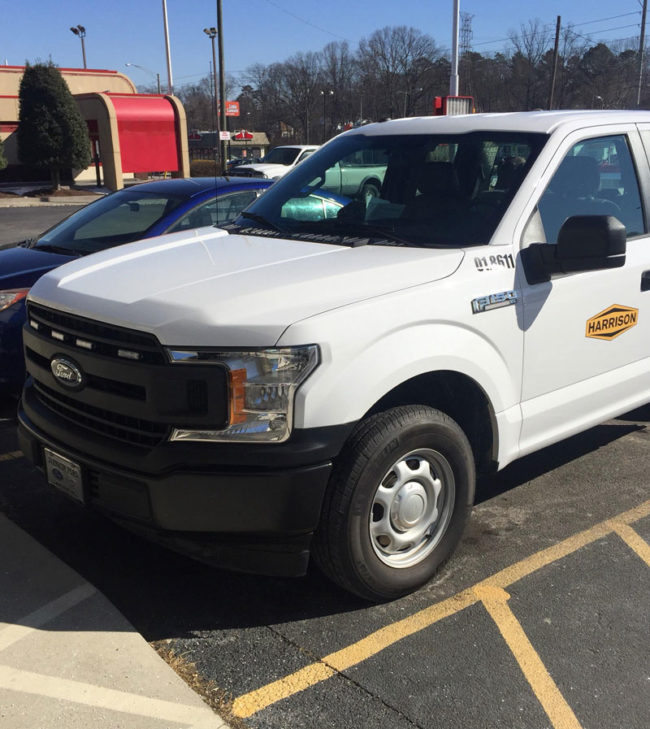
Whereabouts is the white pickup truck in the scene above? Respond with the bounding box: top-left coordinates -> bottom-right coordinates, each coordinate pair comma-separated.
229,144 -> 319,181
19,111 -> 650,600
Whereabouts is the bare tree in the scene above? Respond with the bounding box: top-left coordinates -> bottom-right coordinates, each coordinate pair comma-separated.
357,26 -> 441,119
507,19 -> 553,110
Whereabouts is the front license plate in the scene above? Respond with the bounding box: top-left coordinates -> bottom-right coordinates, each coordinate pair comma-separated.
44,448 -> 84,504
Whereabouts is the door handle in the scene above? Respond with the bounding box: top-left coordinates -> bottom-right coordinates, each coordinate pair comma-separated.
642,271 -> 650,292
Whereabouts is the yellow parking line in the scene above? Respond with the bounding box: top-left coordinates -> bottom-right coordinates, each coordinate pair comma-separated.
0,450 -> 23,462
232,590 -> 477,718
609,521 -> 650,566
231,499 -> 650,719
475,585 -> 583,729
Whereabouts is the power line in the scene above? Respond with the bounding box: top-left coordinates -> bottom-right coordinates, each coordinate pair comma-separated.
472,10 -> 641,49
262,0 -> 348,41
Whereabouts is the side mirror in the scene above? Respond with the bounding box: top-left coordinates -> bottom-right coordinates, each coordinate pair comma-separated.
522,215 -> 626,285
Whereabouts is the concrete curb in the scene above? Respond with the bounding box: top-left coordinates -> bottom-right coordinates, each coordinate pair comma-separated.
0,197 -> 99,207
0,514 -> 229,728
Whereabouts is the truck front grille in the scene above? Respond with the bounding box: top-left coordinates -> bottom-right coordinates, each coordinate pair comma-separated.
27,303 -> 165,364
33,380 -> 168,447
23,304 -> 229,451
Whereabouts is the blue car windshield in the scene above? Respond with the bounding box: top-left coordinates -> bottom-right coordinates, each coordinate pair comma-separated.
35,189 -> 188,255
233,131 -> 547,248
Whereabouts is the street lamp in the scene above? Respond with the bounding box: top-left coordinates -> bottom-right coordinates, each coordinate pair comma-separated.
125,63 -> 161,93
320,89 -> 333,142
203,27 -> 221,169
70,25 -> 87,69
397,88 -> 423,117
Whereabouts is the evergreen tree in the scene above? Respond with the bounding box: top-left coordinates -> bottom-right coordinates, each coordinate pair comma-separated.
17,62 -> 91,189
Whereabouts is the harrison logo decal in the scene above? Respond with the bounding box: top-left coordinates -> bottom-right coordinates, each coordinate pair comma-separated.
586,305 -> 638,341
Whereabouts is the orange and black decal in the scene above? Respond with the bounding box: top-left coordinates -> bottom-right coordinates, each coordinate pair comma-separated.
586,305 -> 638,340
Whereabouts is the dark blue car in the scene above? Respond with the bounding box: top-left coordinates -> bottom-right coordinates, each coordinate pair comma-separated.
0,176 -> 272,395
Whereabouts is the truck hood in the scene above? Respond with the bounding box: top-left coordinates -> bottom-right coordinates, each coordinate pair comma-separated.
239,163 -> 290,179
28,227 -> 465,347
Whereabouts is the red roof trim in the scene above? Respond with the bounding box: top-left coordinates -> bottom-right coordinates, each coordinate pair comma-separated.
0,65 -> 120,74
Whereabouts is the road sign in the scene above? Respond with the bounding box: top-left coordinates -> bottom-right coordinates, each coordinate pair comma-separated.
225,101 -> 240,116
219,131 -> 231,140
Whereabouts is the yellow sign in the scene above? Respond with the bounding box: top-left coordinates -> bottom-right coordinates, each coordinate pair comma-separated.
586,305 -> 638,340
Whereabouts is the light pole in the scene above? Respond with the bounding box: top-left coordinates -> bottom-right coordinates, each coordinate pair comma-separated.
320,89 -> 333,142
161,0 -> 174,93
70,25 -> 87,69
203,27 -> 221,169
125,63 -> 161,93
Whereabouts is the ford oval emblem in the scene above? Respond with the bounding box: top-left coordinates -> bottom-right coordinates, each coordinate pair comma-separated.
50,356 -> 85,390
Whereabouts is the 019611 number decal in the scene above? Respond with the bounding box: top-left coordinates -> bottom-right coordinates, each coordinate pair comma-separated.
474,254 -> 515,272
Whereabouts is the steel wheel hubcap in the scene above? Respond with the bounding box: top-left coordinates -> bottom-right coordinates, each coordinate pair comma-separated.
369,448 -> 454,568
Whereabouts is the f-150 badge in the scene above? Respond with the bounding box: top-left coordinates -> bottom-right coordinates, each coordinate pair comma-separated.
471,290 -> 518,314
586,305 -> 638,340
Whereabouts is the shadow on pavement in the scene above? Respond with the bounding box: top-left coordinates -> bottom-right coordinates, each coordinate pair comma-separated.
0,399 -> 648,639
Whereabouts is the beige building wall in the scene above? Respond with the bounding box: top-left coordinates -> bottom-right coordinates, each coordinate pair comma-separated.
0,66 -> 137,169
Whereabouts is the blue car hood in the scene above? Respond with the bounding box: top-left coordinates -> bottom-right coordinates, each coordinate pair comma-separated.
0,246 -> 77,289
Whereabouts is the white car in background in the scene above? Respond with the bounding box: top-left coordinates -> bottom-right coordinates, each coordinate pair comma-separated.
230,144 -> 319,180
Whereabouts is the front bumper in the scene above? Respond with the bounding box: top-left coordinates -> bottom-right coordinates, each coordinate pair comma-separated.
18,394 -> 348,576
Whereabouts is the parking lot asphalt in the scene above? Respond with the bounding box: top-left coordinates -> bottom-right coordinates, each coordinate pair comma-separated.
1,392 -> 649,729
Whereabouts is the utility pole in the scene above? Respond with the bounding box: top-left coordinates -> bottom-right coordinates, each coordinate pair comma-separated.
637,0 -> 648,107
450,0 -> 460,95
548,16 -> 561,110
162,0 -> 174,94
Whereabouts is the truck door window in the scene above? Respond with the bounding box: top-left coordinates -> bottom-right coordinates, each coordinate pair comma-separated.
538,135 -> 644,243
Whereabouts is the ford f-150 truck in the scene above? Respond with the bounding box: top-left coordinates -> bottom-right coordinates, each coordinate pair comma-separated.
18,111 -> 650,600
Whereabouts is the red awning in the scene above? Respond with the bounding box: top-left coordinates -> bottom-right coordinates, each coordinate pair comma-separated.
109,95 -> 179,172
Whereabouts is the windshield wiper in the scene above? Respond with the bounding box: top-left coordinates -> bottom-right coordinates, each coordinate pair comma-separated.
34,243 -> 82,256
303,219 -> 411,247
239,211 -> 286,233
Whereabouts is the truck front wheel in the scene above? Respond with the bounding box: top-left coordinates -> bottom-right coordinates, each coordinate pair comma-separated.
313,406 -> 474,601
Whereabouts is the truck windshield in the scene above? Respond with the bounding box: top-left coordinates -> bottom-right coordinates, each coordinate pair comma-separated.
262,147 -> 302,165
233,131 -> 547,247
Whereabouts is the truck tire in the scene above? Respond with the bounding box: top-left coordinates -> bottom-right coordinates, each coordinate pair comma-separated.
360,181 -> 380,201
313,406 -> 474,601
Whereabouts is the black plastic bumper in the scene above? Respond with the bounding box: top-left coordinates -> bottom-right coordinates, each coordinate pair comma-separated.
18,401 -> 346,577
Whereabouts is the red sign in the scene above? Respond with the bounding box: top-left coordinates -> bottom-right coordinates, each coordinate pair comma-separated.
233,129 -> 254,141
225,100 -> 240,116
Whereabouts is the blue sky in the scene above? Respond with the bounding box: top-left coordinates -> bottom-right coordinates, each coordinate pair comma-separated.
0,0 -> 645,93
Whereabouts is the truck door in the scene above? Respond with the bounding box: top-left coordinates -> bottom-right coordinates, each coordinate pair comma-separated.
519,130 -> 650,455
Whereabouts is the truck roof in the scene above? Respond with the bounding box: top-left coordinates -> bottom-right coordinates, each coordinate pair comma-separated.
345,110 -> 650,138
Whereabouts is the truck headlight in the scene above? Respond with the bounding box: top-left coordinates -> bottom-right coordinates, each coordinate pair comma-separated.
166,345 -> 319,443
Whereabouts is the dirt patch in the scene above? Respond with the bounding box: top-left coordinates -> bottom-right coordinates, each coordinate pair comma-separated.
24,187 -> 98,198
152,640 -> 249,729
0,191 -> 18,198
